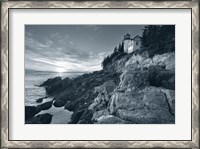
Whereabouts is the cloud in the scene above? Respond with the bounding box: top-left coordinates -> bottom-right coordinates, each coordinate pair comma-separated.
25,32 -> 107,72
26,50 -> 107,72
84,25 -> 102,33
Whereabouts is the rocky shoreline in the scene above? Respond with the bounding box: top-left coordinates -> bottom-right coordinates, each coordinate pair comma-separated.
25,51 -> 175,124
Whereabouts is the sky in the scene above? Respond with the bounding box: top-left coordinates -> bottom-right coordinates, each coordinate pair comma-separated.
25,25 -> 144,73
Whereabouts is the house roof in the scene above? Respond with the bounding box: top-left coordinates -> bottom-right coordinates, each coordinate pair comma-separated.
132,35 -> 141,41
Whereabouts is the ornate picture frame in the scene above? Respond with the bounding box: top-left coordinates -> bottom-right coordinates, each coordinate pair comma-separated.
1,1 -> 199,148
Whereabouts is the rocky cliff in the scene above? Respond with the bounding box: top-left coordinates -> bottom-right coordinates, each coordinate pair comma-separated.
26,49 -> 175,124
89,51 -> 175,124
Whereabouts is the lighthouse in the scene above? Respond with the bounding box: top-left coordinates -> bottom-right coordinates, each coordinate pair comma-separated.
123,33 -> 131,53
123,33 -> 142,54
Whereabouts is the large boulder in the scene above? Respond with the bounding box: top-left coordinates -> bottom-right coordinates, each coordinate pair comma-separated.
116,108 -> 174,124
115,87 -> 175,124
25,106 -> 41,121
109,92 -> 144,115
37,101 -> 53,111
142,87 -> 170,111
53,98 -> 67,107
118,68 -> 149,92
26,113 -> 53,124
36,97 -> 43,103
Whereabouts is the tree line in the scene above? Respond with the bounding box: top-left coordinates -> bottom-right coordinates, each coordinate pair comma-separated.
141,25 -> 175,57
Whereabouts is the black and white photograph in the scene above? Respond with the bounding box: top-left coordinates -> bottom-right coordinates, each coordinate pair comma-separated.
25,25 -> 175,124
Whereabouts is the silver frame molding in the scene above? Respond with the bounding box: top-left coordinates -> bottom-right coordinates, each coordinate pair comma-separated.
1,1 -> 199,148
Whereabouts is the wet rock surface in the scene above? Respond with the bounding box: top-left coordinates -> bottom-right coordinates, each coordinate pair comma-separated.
25,106 -> 41,121
36,96 -> 48,103
25,101 -> 53,123
37,101 -> 53,111
26,113 -> 53,124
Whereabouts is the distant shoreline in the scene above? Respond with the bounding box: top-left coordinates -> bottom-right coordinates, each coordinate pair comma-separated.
25,69 -> 93,74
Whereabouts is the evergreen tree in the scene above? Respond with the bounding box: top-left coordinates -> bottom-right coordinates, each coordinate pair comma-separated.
141,25 -> 175,57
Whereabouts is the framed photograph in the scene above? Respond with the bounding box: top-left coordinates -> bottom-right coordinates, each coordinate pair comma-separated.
1,1 -> 199,148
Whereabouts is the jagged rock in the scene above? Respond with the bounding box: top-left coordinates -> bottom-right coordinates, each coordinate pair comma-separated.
64,101 -> 76,111
125,54 -> 144,69
152,52 -> 175,70
134,49 -> 149,59
37,101 -> 53,110
61,77 -> 73,90
78,109 -> 93,124
67,90 -> 98,124
26,113 -> 53,124
89,80 -> 116,111
50,71 -> 119,111
94,80 -> 116,94
92,109 -> 110,121
45,81 -> 63,95
39,77 -> 63,95
118,68 -> 149,92
25,106 -> 41,121
39,77 -> 62,87
95,115 -> 132,124
109,92 -> 144,115
68,110 -> 84,124
125,52 -> 175,71
88,93 -> 109,111
104,54 -> 131,73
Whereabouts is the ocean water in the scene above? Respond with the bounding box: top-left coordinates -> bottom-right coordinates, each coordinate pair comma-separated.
25,71 -> 83,124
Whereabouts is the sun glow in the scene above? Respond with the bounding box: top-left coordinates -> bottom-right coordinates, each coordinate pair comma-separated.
56,68 -> 66,73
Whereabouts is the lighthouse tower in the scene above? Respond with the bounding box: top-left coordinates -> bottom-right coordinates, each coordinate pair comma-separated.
123,33 -> 131,53
123,33 -> 141,53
